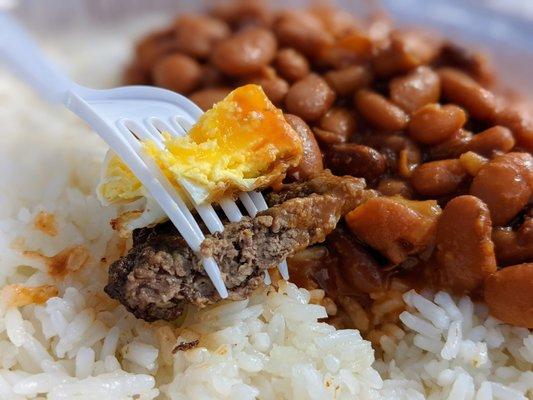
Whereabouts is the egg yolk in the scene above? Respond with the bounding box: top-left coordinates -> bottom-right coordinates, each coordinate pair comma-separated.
98,152 -> 145,204
99,84 -> 302,205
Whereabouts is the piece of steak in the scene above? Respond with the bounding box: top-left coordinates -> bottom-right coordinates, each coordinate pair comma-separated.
105,171 -> 373,321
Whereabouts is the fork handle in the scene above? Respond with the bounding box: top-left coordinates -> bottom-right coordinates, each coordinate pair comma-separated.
0,12 -> 75,103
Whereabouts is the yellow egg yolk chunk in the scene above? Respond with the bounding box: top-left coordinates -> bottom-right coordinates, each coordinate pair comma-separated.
98,151 -> 145,204
98,84 -> 302,205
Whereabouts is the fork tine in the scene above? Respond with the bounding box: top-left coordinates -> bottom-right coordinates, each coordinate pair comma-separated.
174,116 -> 194,132
264,270 -> 272,285
149,117 -> 184,138
203,257 -> 228,298
169,118 -> 187,136
278,260 -> 289,280
144,117 -> 167,145
195,203 -> 224,233
239,193 -> 259,217
219,198 -> 243,223
248,191 -> 269,211
123,119 -> 164,149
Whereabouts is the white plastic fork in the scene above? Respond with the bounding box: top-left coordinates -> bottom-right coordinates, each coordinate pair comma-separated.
0,12 -> 288,298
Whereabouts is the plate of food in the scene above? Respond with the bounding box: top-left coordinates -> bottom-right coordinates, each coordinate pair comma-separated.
0,1 -> 531,399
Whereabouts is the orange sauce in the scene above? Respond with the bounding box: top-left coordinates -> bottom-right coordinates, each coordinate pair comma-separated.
2,284 -> 58,307
34,211 -> 58,236
24,245 -> 90,277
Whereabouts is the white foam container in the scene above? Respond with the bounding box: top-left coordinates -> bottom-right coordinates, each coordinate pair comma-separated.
4,0 -> 533,94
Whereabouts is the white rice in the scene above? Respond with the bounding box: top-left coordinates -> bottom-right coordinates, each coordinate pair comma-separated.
0,21 -> 531,400
376,290 -> 533,399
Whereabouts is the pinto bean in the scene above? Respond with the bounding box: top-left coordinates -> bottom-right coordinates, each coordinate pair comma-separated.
285,114 -> 323,180
346,197 -> 441,264
152,54 -> 202,94
470,152 -> 533,226
246,69 -> 289,105
377,178 -> 413,198
494,105 -> 533,152
318,107 -> 356,142
174,14 -> 230,58
211,27 -> 277,76
326,144 -> 386,183
313,31 -> 372,70
324,65 -> 372,97
389,66 -> 440,113
190,87 -> 232,111
285,74 -> 336,121
408,104 -> 467,145
210,0 -> 272,28
493,224 -> 533,266
439,67 -> 497,120
465,126 -> 515,157
273,10 -> 334,56
259,76 -> 289,104
435,195 -> 496,294
135,28 -> 179,71
439,42 -> 494,85
362,133 -> 421,175
427,129 -> 473,160
312,128 -> 346,145
410,159 -> 468,196
199,64 -> 225,87
274,48 -> 310,82
326,228 -> 384,294
309,5 -> 359,37
354,90 -> 409,131
372,31 -> 441,77
518,212 -> 533,244
485,263 -> 533,328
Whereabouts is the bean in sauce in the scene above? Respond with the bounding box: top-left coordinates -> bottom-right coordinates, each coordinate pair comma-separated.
324,65 -> 373,97
285,114 -> 324,180
465,125 -> 515,158
326,143 -> 386,184
470,152 -> 533,226
434,195 -> 496,293
174,14 -> 230,59
410,159 -> 468,197
190,87 -> 233,111
211,27 -> 277,76
485,263 -> 533,328
285,74 -> 336,121
318,107 -> 357,142
389,66 -> 440,114
354,89 -> 409,132
408,104 -> 466,145
274,48 -> 310,82
152,54 -> 202,94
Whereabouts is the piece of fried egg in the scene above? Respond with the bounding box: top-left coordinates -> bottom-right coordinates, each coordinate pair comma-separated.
97,84 -> 303,234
